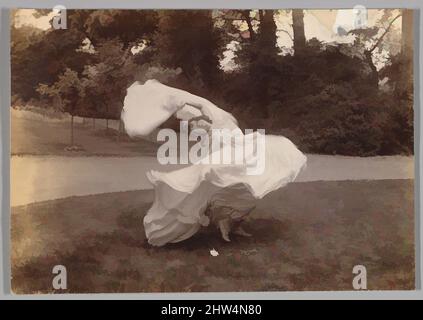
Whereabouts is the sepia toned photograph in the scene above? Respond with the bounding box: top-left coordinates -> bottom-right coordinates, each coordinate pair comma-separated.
10,7 -> 415,293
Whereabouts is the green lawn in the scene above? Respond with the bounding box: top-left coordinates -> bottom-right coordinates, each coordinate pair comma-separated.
11,179 -> 414,293
11,113 -> 158,156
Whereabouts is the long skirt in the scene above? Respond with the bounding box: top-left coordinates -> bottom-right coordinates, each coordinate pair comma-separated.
144,134 -> 307,246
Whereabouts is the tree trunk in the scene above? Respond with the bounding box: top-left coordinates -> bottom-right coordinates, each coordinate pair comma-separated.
242,10 -> 254,41
254,10 -> 277,118
258,10 -> 264,23
117,120 -> 123,143
105,102 -> 109,130
364,12 -> 403,90
258,10 -> 277,54
292,9 -> 306,55
70,115 -> 74,146
364,50 -> 379,88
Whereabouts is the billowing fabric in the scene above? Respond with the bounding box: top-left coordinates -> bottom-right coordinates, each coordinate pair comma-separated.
122,80 -> 307,246
122,79 -> 239,137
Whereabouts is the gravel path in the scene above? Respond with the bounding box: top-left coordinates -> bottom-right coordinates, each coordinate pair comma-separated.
11,154 -> 414,207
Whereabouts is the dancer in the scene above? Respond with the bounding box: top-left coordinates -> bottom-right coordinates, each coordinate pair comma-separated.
121,79 -> 307,246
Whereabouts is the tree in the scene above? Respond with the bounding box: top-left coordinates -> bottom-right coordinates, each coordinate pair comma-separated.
11,10 -> 91,102
83,10 -> 158,49
257,10 -> 278,55
37,68 -> 82,145
292,9 -> 306,55
348,10 -> 402,88
229,10 -> 279,117
81,39 -> 140,124
154,10 -> 223,87
11,24 -> 45,102
11,8 -> 414,156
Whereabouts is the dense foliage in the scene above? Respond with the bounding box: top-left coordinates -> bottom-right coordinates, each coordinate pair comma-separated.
11,9 -> 413,155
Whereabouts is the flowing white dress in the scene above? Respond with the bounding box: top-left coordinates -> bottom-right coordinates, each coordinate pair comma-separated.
122,79 -> 307,246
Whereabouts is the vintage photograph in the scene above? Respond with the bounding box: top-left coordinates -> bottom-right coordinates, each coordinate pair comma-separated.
10,8 -> 414,293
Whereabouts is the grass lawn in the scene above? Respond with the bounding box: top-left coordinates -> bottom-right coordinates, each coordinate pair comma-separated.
11,113 -> 158,156
11,179 -> 414,293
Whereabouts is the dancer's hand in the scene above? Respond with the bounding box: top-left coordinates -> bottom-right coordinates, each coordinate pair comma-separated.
188,114 -> 213,125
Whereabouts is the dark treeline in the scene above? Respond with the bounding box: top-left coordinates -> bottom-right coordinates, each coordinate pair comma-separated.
11,9 -> 413,155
